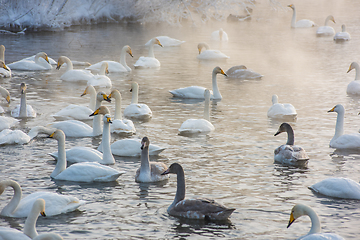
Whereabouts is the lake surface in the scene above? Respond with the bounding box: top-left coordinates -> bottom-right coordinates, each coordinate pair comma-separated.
1,1 -> 360,239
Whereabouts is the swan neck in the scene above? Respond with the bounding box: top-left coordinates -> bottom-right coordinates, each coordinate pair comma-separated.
204,95 -> 210,121
211,71 -> 222,99
291,8 -> 296,28
88,88 -> 97,110
354,64 -> 360,80
99,64 -> 107,75
64,57 -> 73,71
131,87 -> 139,104
93,100 -> 103,136
171,168 -> 186,210
19,92 -> 27,117
0,180 -> 22,216
333,110 -> 344,140
140,146 -> 151,176
51,135 -> 67,178
324,16 -> 331,25
0,47 -> 4,62
101,121 -> 114,164
148,42 -> 155,58
23,205 -> 40,238
286,126 -> 295,145
305,206 -> 321,234
114,94 -> 122,120
120,48 -> 129,70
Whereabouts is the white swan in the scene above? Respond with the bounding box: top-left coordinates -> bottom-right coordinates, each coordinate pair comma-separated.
179,89 -> 215,135
225,65 -> 263,79
316,15 -> 336,36
11,83 -> 37,118
0,126 -> 55,145
0,229 -> 63,240
0,180 -> 85,217
287,203 -> 345,240
334,24 -> 351,42
288,4 -> 315,28
108,138 -> 165,157
0,116 -> 19,131
274,123 -> 309,167
0,85 -> 10,114
86,45 -> 133,72
161,163 -> 235,220
51,85 -> 97,121
56,56 -> 94,82
346,62 -> 360,95
169,66 -> 226,100
50,106 -> 115,165
0,45 -> 11,77
135,136 -> 168,183
87,62 -> 112,88
124,82 -> 152,120
134,38 -> 163,68
49,91 -> 111,137
211,28 -> 229,41
328,104 -> 360,149
309,177 -> 360,200
8,52 -> 51,70
108,89 -> 135,134
267,95 -> 297,120
48,129 -> 124,182
145,36 -> 185,47
197,42 -> 229,60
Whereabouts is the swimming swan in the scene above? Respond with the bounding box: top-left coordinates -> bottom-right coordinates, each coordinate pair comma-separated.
225,65 -> 263,79
124,82 -> 152,120
56,56 -> 94,82
316,15 -> 336,36
169,66 -> 226,100
288,4 -> 315,28
346,62 -> 360,95
8,52 -> 51,70
135,136 -> 168,183
87,62 -> 112,88
274,123 -> 309,167
179,89 -> 215,135
52,85 -> 97,121
267,95 -> 297,120
134,38 -> 163,68
0,45 -> 11,77
328,104 -> 360,149
11,83 -> 36,118
145,36 -> 185,47
211,28 -> 229,41
161,163 -> 235,220
287,203 -> 345,240
309,177 -> 360,200
197,42 -> 229,60
108,138 -> 165,157
48,129 -> 124,182
334,24 -> 351,42
0,126 -> 54,145
0,85 -> 10,114
108,89 -> 136,134
0,180 -> 85,217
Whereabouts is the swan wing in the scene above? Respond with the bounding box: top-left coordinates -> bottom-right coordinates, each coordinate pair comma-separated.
52,104 -> 93,121
134,57 -> 160,68
48,120 -> 93,137
0,129 -> 30,145
309,177 -> 360,200
0,116 -> 19,131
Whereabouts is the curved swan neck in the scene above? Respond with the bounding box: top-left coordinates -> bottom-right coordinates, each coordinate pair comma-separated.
303,205 -> 321,234
148,40 -> 156,58
99,63 -> 107,75
353,63 -> 360,80
333,109 -> 344,140
285,125 -> 295,145
61,56 -> 73,71
120,46 -> 130,70
51,134 -> 67,178
140,145 -> 150,176
28,126 -> 54,140
172,168 -> 186,208
88,87 -> 97,110
34,53 -> 42,64
19,91 -> 27,118
0,86 -> 9,100
211,71 -> 222,99
0,180 -> 22,216
23,202 -> 43,238
101,119 -> 115,164
113,91 -> 122,120
290,7 -> 296,28
0,45 -> 5,62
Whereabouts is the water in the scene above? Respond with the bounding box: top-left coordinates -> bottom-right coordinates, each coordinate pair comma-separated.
1,0 -> 360,239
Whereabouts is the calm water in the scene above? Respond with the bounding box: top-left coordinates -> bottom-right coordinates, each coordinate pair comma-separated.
1,1 -> 360,239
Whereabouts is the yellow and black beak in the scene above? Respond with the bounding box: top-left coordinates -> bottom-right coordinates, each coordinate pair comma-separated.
90,108 -> 100,117
41,211 -> 46,217
287,212 -> 295,228
80,89 -> 87,97
45,55 -> 50,64
103,94 -> 111,103
6,95 -> 10,104
2,64 -> 9,71
129,49 -> 133,58
328,106 -> 336,113
48,132 -> 55,138
56,63 -> 62,70
220,69 -> 227,77
107,116 -> 112,124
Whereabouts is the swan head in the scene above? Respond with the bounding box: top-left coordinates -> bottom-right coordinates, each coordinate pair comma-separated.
56,56 -> 69,70
90,106 -> 111,116
213,66 -> 227,76
101,62 -> 109,74
49,129 -> 66,141
161,162 -> 183,175
328,104 -> 344,114
108,89 -> 120,99
153,38 -> 163,47
341,24 -> 346,32
34,198 -> 46,217
81,85 -> 96,97
20,82 -> 27,94
274,122 -> 291,136
0,86 -> 10,103
271,94 -> 279,104
140,136 -> 150,150
103,113 -> 112,124
328,15 -> 336,24
37,52 -> 50,63
197,42 -> 210,54
347,62 -> 358,73
96,91 -> 111,103
287,203 -> 312,229
287,4 -> 295,10
130,82 -> 139,92
125,45 -> 133,57
0,45 -> 4,52
0,60 -> 10,72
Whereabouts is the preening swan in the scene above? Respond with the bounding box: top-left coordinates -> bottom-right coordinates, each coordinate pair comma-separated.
0,126 -> 54,145
11,83 -> 37,118
0,85 -> 10,114
179,89 -> 215,135
161,163 -> 235,220
197,42 -> 229,60
87,62 -> 112,88
211,28 -> 229,41
8,52 -> 51,71
274,123 -> 309,167
56,56 -> 94,82
309,177 -> 360,200
48,129 -> 124,182
87,45 -> 133,72
134,38 -> 162,68
169,66 -> 226,100
267,95 -> 297,120
108,138 -> 165,157
328,104 -> 360,149
0,45 -> 11,77
334,24 -> 351,42
145,36 -> 185,47
108,89 -> 136,134
135,137 -> 168,183
287,203 -> 345,240
124,82 -> 152,120
288,4 -> 315,28
346,62 -> 360,95
316,15 -> 336,36
225,65 -> 263,79
0,180 -> 85,217
52,85 -> 97,121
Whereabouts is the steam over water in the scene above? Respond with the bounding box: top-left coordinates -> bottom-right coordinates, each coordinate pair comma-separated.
1,0 -> 360,239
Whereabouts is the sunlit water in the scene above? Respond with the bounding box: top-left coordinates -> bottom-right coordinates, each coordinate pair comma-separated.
1,1 -> 360,239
